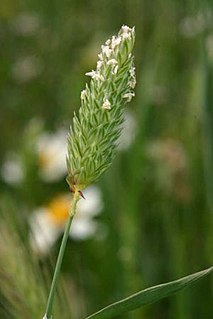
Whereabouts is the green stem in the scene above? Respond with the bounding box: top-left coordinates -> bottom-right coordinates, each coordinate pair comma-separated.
44,191 -> 80,319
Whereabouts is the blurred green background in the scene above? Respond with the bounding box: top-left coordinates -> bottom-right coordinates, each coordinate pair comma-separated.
0,0 -> 213,318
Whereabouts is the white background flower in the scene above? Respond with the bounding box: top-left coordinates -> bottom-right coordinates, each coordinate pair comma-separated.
30,185 -> 103,254
117,110 -> 137,151
36,129 -> 67,182
1,153 -> 24,185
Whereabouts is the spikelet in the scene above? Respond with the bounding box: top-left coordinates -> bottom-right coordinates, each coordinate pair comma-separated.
67,25 -> 136,192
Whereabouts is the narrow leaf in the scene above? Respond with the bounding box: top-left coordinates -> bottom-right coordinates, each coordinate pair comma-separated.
86,267 -> 213,319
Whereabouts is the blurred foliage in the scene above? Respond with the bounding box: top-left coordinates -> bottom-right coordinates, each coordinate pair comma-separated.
0,0 -> 213,319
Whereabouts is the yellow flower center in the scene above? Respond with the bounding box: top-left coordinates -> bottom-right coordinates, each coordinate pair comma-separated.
47,195 -> 71,225
38,151 -> 52,169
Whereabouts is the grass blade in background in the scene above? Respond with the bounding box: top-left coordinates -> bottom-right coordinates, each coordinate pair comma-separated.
86,267 -> 213,319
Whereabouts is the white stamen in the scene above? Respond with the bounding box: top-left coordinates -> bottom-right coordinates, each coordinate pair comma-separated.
85,70 -> 96,77
121,25 -> 132,33
97,60 -> 103,70
107,59 -> 118,74
123,92 -> 135,102
81,89 -> 87,100
128,78 -> 136,89
112,64 -> 118,74
102,99 -> 111,110
121,25 -> 133,39
85,70 -> 104,81
129,66 -> 136,77
101,45 -> 112,58
98,53 -> 103,60
107,59 -> 118,65
111,36 -> 122,49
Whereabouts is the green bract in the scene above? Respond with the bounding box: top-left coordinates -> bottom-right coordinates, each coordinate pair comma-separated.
67,25 -> 136,191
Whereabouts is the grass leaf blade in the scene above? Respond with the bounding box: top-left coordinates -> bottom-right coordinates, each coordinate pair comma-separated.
86,267 -> 213,319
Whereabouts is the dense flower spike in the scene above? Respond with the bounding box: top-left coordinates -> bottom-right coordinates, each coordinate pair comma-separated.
67,25 -> 136,191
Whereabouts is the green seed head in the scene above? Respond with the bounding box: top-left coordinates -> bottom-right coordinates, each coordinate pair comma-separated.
67,25 -> 136,191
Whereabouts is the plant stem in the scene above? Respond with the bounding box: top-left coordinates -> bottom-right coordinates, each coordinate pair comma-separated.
44,191 -> 80,319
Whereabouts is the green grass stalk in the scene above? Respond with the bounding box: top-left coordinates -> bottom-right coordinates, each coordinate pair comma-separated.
44,191 -> 80,319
